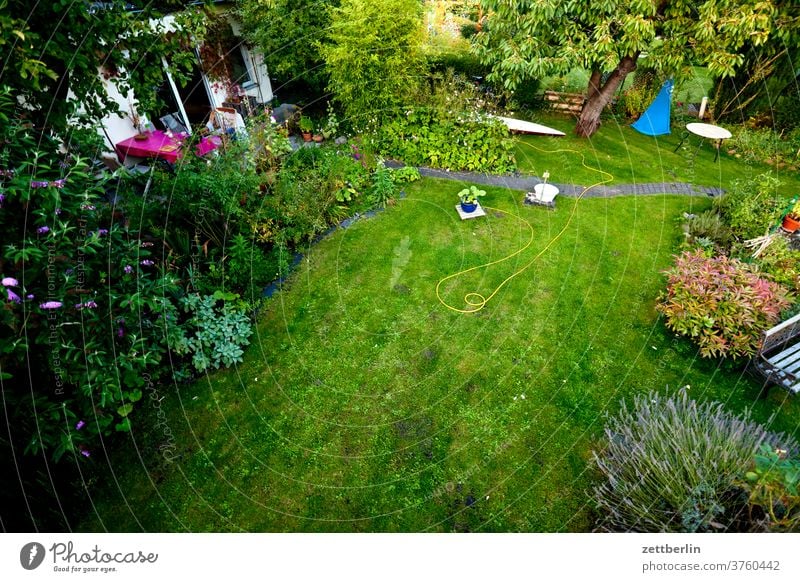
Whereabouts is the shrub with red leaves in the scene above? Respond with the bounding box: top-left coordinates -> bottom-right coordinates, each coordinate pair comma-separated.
657,250 -> 793,358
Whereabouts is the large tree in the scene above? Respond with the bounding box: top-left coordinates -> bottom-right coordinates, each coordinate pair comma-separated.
473,0 -> 799,137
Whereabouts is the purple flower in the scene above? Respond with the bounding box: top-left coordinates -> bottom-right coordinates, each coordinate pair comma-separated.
117,327 -> 125,338
140,259 -> 154,267
55,208 -> 62,215
65,268 -> 74,275
75,420 -> 85,431
37,226 -> 50,235
30,180 -> 49,189
52,178 -> 66,188
59,160 -> 71,169
26,294 -> 34,300
2,277 -> 18,287
0,193 -> 5,207
141,242 -> 154,248
97,229 -> 108,236
74,301 -> 98,309
80,449 -> 90,458
40,301 -> 63,310
0,169 -> 14,177
123,265 -> 133,274
7,289 -> 21,303
81,203 -> 95,211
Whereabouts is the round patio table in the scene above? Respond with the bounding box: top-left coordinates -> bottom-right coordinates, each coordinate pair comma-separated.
673,122 -> 732,163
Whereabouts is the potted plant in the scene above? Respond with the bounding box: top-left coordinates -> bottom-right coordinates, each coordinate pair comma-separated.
299,116 -> 314,142
457,185 -> 486,213
782,199 -> 800,233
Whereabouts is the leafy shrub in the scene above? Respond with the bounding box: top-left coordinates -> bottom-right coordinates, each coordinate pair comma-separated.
683,210 -> 733,250
172,293 -> 253,373
377,109 -> 515,173
389,165 -> 421,184
460,22 -> 478,39
510,77 -> 543,111
750,236 -> 800,294
726,127 -> 799,168
714,173 -> 788,239
219,233 -> 280,302
657,250 -> 792,358
426,42 -> 490,73
617,83 -> 658,119
741,445 -> 800,532
593,389 -> 797,532
368,161 -> 395,208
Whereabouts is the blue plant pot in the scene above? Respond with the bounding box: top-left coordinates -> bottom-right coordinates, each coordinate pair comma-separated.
461,201 -> 477,213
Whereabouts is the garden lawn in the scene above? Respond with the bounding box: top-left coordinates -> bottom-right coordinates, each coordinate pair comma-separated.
80,177 -> 800,532
513,112 -> 800,195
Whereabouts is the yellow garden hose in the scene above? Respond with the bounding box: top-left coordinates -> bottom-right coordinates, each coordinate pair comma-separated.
435,140 -> 614,314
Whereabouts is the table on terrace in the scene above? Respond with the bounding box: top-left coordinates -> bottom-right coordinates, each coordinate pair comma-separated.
115,130 -> 221,164
673,123 -> 732,163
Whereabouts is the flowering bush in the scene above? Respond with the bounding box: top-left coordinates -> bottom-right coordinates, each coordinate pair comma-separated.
657,250 -> 792,358
0,90 -> 184,460
593,389 -> 797,532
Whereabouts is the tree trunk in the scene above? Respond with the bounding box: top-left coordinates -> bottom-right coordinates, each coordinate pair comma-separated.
575,54 -> 640,138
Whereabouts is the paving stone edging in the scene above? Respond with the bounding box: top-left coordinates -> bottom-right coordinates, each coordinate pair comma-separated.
385,161 -> 725,198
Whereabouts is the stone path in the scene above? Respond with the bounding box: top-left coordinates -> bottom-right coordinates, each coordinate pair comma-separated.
385,162 -> 725,198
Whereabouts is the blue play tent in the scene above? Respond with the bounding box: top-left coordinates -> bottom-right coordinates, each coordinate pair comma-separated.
631,79 -> 673,136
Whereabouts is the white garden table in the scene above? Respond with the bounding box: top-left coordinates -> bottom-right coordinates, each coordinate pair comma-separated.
673,122 -> 733,163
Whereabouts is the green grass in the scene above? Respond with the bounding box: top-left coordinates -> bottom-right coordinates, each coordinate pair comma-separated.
513,112 -> 800,194
79,177 -> 800,532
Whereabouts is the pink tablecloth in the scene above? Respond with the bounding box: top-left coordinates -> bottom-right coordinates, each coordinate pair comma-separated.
115,130 -> 221,163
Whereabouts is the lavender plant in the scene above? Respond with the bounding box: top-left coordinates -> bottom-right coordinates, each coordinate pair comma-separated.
593,389 -> 797,532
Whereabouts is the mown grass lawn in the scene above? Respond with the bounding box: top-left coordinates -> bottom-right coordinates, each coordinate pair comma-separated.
80,174 -> 800,532
513,113 -> 800,195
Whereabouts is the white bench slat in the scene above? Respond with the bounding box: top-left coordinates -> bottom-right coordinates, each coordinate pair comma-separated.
769,342 -> 800,366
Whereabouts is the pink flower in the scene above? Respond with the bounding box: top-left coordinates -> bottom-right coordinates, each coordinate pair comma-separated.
75,420 -> 86,430
40,301 -> 63,309
7,289 -> 21,303
2,277 -> 18,287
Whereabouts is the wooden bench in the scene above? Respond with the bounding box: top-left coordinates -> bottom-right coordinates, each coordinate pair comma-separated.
753,312 -> 800,394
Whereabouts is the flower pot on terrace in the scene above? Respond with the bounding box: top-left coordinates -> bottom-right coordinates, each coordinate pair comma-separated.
782,214 -> 800,233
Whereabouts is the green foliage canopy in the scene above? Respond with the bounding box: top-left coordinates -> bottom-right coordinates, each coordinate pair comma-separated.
237,0 -> 337,94
473,1 -> 798,136
0,0 -> 205,130
474,0 -> 796,88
